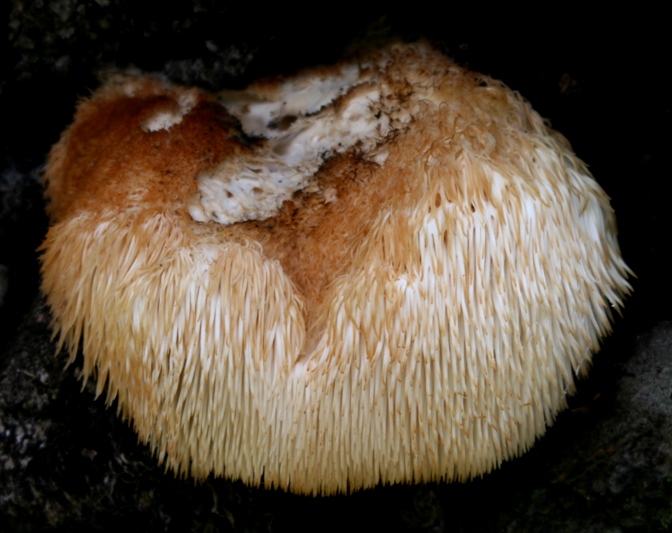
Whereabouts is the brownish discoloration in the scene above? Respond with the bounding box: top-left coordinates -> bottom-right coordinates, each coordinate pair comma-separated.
45,73 -> 424,337
46,79 -> 243,221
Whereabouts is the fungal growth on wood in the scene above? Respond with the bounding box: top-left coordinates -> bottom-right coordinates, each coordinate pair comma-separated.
40,42 -> 632,495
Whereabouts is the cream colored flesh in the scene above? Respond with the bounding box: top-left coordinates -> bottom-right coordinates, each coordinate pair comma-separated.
188,63 -> 399,225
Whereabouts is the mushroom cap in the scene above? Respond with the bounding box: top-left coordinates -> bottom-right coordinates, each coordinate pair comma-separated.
40,42 -> 632,495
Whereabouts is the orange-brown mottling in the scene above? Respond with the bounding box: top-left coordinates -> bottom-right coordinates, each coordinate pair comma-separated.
45,76 -> 423,335
45,81 -> 244,222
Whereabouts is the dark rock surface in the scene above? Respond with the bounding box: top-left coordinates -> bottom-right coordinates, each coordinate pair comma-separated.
2,3 -> 669,531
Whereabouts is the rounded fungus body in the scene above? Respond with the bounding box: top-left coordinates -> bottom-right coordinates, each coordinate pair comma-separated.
41,42 -> 632,495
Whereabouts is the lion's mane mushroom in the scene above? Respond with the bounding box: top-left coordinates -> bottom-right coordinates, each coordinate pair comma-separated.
40,42 -> 632,495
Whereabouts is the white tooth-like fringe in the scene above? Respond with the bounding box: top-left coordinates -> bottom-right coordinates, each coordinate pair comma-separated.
41,42 -> 633,495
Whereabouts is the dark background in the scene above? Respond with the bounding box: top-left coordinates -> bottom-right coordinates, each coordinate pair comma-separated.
1,3 -> 670,531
